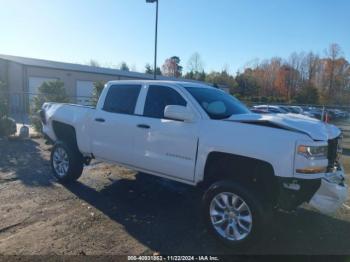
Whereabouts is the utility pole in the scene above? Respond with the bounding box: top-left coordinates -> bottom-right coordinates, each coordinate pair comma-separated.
146,0 -> 159,80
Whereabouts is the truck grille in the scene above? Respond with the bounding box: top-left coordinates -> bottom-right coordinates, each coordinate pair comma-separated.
328,136 -> 340,169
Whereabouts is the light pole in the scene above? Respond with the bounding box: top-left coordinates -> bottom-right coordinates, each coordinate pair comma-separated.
146,0 -> 158,80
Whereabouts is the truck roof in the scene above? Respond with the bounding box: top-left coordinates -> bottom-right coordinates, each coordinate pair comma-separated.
106,80 -> 214,89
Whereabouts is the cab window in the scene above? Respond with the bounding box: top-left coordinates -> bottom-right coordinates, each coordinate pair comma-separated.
103,85 -> 141,114
143,85 -> 187,119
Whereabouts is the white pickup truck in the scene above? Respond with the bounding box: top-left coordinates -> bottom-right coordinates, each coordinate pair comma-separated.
41,80 -> 347,247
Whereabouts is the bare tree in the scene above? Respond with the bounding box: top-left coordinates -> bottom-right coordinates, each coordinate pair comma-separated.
187,52 -> 204,73
302,52 -> 320,84
287,52 -> 304,100
325,43 -> 342,98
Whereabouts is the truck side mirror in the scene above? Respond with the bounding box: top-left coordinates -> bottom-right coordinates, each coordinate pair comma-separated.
164,105 -> 195,122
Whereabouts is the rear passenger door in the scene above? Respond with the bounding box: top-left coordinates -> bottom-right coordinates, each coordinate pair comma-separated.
133,85 -> 199,182
90,84 -> 142,165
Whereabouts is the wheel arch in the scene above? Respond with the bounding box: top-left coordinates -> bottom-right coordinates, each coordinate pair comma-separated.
52,121 -> 79,151
201,151 -> 279,204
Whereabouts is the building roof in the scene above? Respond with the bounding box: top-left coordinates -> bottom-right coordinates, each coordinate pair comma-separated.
0,54 -> 195,82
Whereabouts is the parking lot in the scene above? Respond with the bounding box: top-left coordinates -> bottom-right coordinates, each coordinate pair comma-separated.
0,120 -> 350,255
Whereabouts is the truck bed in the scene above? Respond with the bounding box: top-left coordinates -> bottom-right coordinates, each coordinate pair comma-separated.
42,102 -> 96,154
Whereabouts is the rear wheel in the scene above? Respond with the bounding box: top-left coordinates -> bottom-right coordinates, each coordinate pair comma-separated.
51,141 -> 84,183
203,181 -> 266,248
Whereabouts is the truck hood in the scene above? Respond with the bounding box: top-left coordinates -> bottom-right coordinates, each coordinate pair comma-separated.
226,113 -> 341,141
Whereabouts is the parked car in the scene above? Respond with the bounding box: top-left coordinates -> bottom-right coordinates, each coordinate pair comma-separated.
250,108 -> 267,114
277,105 -> 295,113
304,107 -> 324,120
301,107 -> 350,121
327,109 -> 338,120
40,80 -> 347,248
328,109 -> 349,120
287,106 -> 304,114
252,105 -> 289,114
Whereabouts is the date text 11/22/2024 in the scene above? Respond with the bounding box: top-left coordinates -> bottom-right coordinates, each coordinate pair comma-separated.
127,255 -> 219,261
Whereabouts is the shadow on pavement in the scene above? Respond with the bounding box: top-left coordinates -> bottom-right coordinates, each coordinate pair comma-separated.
66,173 -> 350,255
1,137 -> 350,255
0,138 -> 54,187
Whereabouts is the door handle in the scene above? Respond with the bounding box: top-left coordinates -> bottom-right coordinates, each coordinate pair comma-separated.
137,124 -> 150,129
95,118 -> 106,123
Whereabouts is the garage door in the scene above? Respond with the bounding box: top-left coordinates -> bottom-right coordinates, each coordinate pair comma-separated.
76,81 -> 94,106
28,77 -> 57,103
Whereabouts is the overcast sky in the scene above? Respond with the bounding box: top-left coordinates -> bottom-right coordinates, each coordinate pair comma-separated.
1,0 -> 349,73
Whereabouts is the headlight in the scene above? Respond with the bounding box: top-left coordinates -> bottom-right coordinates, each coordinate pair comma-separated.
297,145 -> 328,160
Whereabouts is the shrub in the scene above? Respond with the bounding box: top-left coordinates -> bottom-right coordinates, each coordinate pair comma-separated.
0,116 -> 16,137
30,80 -> 69,132
0,81 -> 8,118
91,81 -> 105,107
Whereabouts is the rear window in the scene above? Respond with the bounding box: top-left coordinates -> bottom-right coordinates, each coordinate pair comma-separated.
185,86 -> 250,119
103,85 -> 141,114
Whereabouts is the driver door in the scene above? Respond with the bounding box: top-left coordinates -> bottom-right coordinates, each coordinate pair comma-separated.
133,85 -> 199,182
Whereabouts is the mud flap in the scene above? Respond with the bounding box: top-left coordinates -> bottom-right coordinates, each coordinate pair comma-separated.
308,174 -> 348,214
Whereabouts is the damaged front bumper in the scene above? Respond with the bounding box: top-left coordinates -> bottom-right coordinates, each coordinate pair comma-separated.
277,167 -> 348,214
308,168 -> 348,214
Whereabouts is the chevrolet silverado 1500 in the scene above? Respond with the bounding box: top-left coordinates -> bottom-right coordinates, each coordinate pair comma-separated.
41,80 -> 348,247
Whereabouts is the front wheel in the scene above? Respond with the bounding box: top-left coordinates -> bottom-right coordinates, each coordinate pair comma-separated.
202,181 -> 266,248
51,141 -> 84,183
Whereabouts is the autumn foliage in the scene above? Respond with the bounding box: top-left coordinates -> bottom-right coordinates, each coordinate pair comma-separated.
179,43 -> 350,105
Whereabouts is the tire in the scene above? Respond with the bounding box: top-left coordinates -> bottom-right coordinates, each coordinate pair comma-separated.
202,180 -> 266,248
50,141 -> 84,183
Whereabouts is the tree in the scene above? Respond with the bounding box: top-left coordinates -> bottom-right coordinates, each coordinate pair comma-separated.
145,63 -> 162,76
162,56 -> 183,77
184,70 -> 207,81
235,69 -> 260,97
88,59 -> 100,67
30,80 -> 69,132
197,70 -> 207,81
287,52 -> 304,101
206,70 -> 238,94
0,81 -> 16,138
302,52 -> 320,84
185,53 -> 205,81
187,52 -> 204,74
325,43 -> 342,100
180,42 -> 349,106
295,85 -> 319,104
274,65 -> 301,100
119,62 -> 130,71
145,64 -> 152,74
92,81 -> 106,106
0,81 -> 8,118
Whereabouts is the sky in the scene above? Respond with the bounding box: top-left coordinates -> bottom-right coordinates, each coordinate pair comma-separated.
1,0 -> 349,74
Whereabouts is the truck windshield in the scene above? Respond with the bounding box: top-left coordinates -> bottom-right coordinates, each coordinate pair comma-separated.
185,86 -> 250,119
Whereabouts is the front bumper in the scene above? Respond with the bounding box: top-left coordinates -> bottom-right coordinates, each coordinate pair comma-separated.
308,168 -> 348,214
277,167 -> 348,214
